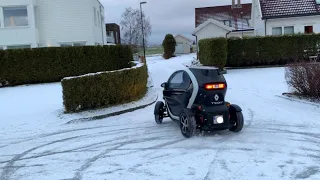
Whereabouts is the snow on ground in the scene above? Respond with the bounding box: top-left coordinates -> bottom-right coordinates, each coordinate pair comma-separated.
1,53 -> 320,180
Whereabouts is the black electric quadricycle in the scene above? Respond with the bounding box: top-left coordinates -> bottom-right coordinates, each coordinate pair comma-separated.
154,66 -> 244,138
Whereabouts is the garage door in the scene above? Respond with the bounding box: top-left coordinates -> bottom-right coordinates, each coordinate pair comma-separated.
175,43 -> 184,54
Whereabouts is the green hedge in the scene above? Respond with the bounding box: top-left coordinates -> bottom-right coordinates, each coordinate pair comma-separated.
199,34 -> 320,68
198,37 -> 227,68
0,45 -> 133,86
61,63 -> 148,112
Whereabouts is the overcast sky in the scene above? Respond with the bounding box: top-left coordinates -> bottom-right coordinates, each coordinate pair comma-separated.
100,0 -> 251,45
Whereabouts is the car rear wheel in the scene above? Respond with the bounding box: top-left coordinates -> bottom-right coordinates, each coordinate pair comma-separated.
154,101 -> 165,124
229,111 -> 244,132
179,110 -> 196,138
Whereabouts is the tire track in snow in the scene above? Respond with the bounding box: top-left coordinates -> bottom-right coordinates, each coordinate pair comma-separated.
0,134 -> 135,165
0,136 -> 83,180
203,107 -> 255,180
71,138 -> 187,180
4,124 -> 171,148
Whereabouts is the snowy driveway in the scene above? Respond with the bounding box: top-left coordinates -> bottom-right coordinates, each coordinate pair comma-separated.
1,54 -> 320,180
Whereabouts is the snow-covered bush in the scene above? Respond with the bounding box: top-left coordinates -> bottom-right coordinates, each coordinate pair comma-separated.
285,62 -> 320,99
61,63 -> 148,112
0,45 -> 133,86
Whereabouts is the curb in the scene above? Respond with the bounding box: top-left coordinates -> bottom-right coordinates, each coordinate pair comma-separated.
65,90 -> 158,124
275,94 -> 320,107
225,65 -> 286,70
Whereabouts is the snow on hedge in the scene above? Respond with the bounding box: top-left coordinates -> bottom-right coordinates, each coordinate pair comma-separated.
62,62 -> 144,81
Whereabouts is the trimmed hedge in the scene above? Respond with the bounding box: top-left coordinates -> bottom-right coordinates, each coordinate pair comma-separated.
199,34 -> 320,68
198,37 -> 227,68
0,45 -> 133,86
61,63 -> 148,112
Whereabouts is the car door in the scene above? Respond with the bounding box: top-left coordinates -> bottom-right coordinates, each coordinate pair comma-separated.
163,70 -> 192,116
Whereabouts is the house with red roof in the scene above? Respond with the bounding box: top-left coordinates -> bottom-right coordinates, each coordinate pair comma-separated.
255,0 -> 320,36
193,0 -> 320,44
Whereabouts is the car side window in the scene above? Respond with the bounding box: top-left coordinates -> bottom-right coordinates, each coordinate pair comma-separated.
168,71 -> 191,90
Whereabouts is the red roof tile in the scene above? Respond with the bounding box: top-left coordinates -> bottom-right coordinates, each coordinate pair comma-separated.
259,0 -> 320,19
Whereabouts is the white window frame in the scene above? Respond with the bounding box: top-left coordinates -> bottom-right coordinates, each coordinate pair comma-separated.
59,42 -> 86,47
93,7 -> 97,26
0,7 -> 3,28
6,44 -> 32,49
97,10 -> 100,28
2,5 -> 29,28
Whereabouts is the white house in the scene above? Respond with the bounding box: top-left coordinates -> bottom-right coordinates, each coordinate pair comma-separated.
174,34 -> 193,54
252,0 -> 320,36
0,0 -> 107,50
192,2 -> 254,45
193,0 -> 320,45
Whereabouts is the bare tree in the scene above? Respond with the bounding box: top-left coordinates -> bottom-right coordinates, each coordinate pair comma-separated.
120,7 -> 152,47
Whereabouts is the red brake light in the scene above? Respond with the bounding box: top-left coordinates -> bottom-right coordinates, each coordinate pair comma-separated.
204,83 -> 226,90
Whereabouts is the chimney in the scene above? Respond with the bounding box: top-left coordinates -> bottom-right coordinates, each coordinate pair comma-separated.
237,0 -> 242,8
232,0 -> 235,8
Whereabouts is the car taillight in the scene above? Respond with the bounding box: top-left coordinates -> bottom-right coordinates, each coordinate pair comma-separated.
204,83 -> 226,90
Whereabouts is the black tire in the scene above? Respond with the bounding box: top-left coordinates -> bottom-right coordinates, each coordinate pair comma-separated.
179,110 -> 197,138
229,111 -> 244,132
154,101 -> 165,124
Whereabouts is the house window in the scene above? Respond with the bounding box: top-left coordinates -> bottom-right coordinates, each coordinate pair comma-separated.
305,26 -> 313,34
60,42 -> 86,47
272,27 -> 282,35
3,6 -> 29,27
93,7 -> 97,26
34,6 -> 38,28
7,45 -> 31,49
97,11 -> 101,27
284,26 -> 294,35
223,20 -> 231,27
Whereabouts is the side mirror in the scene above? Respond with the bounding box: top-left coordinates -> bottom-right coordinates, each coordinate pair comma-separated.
161,82 -> 167,88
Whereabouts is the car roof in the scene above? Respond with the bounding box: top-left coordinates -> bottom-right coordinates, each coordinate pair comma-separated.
189,66 -> 219,70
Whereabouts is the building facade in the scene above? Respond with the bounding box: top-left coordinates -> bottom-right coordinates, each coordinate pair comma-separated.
106,23 -> 121,44
0,0 -> 106,50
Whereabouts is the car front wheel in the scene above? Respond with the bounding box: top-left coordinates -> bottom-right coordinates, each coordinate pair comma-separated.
154,101 -> 165,124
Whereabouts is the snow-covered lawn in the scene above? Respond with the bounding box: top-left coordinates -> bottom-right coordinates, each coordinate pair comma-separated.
1,53 -> 320,180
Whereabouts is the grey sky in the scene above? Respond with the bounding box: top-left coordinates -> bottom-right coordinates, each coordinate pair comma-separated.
100,0 -> 251,45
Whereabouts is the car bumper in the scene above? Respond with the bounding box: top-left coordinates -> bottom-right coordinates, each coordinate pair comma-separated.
197,105 -> 231,130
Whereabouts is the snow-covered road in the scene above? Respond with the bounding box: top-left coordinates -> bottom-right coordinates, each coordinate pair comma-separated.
1,54 -> 320,180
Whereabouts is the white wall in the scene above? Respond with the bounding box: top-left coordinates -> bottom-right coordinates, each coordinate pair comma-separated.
195,23 -> 229,44
174,35 -> 191,54
252,0 -> 265,36
229,31 -> 254,37
36,0 -> 105,47
266,15 -> 320,35
0,0 -> 38,48
92,0 -> 106,45
0,0 -> 106,48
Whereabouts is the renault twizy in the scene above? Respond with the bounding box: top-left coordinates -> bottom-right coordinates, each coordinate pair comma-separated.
154,66 -> 244,138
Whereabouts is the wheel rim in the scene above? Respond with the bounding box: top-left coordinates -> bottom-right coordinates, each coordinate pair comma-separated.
180,115 -> 189,134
